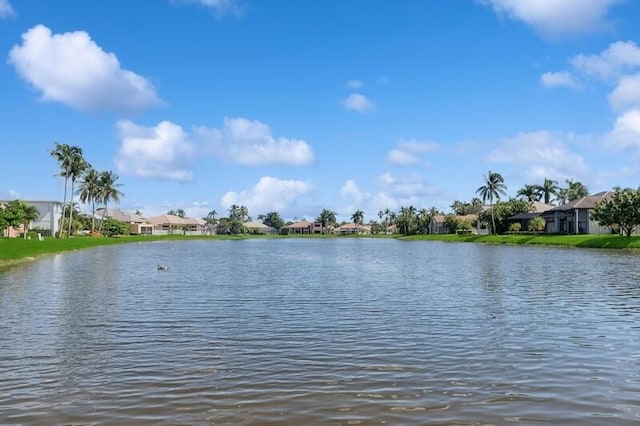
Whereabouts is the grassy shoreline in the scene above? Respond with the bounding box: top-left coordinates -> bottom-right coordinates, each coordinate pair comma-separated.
400,233 -> 640,249
2,233 -> 639,271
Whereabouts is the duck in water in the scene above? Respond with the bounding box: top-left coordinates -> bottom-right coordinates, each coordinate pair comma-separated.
157,264 -> 169,271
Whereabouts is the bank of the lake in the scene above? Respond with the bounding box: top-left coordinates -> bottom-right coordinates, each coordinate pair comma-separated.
402,233 -> 640,249
0,234 -> 246,270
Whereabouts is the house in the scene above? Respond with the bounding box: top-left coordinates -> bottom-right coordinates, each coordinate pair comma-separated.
334,223 -> 371,235
285,220 -> 327,234
0,200 -> 62,238
285,220 -> 313,234
95,208 -> 154,235
147,214 -> 208,235
244,221 -> 277,234
507,201 -> 555,231
541,191 -> 613,234
429,214 -> 481,234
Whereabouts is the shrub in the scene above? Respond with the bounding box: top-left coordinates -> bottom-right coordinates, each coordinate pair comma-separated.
509,222 -> 522,233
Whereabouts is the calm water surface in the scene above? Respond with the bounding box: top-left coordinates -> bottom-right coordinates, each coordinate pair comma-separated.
1,239 -> 640,425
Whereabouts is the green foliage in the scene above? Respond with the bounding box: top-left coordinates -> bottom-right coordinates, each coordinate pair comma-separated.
509,222 -> 522,232
279,227 -> 290,235
528,216 -> 546,233
591,187 -> 640,237
260,211 -> 285,230
478,199 -> 531,234
102,218 -> 129,237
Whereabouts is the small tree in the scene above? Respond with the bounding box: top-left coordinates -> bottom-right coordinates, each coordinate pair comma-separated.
591,187 -> 640,237
509,222 -> 522,233
528,216 -> 546,234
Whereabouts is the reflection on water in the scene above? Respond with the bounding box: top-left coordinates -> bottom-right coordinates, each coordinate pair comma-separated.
1,239 -> 640,425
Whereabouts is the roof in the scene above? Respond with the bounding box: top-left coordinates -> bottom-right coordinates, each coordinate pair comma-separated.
244,221 -> 270,229
530,201 -> 555,213
335,223 -> 371,231
545,191 -> 613,212
147,214 -> 205,226
286,220 -> 312,229
95,208 -> 147,223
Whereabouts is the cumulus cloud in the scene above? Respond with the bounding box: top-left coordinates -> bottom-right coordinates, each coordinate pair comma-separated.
0,0 -> 14,18
221,176 -> 313,213
343,93 -> 375,113
608,109 -> 640,150
368,173 -> 438,212
571,41 -> 640,81
196,117 -> 315,165
609,74 -> 640,112
540,71 -> 579,89
386,139 -> 440,166
8,25 -> 162,113
170,0 -> 243,15
487,130 -> 589,181
340,179 -> 366,204
479,0 -> 622,37
115,120 -> 195,181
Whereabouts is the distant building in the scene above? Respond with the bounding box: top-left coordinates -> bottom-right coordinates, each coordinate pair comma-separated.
0,200 -> 62,238
95,208 -> 153,235
541,191 -> 613,234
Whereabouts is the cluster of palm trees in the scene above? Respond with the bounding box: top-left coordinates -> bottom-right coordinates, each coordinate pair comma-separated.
50,142 -> 123,237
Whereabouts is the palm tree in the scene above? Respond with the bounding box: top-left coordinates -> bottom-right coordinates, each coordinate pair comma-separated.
397,205 -> 417,236
316,208 -> 337,234
50,143 -> 82,237
97,171 -> 123,234
517,184 -> 541,202
21,204 -> 40,239
77,166 -> 101,232
536,178 -> 559,204
64,153 -> 87,237
351,209 -> 364,225
476,170 -> 507,234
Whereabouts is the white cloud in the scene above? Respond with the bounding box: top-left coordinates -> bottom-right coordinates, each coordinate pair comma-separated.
488,130 -> 589,181
479,0 -> 622,37
343,93 -> 375,113
115,120 -> 195,181
221,176 -> 313,213
368,173 -> 437,212
8,25 -> 162,113
540,71 -> 579,89
340,179 -> 365,204
387,149 -> 421,166
608,109 -> 640,150
0,0 -> 14,18
170,0 -> 243,15
386,139 -> 440,166
346,80 -> 363,89
609,74 -> 640,112
571,41 -> 640,80
196,117 -> 315,165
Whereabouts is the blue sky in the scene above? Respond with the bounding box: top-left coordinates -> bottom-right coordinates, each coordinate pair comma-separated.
2,0 -> 640,222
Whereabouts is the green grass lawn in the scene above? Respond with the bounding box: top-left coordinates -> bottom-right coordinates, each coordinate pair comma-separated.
402,233 -> 640,249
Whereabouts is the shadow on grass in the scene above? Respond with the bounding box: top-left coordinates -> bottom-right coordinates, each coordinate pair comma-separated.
575,236 -> 640,249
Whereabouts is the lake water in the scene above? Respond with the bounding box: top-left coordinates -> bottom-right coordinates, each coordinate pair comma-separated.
1,238 -> 640,425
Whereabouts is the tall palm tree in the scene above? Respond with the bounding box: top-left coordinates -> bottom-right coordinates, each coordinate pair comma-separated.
77,166 -> 101,232
536,178 -> 559,204
67,154 -> 88,237
351,209 -> 364,225
97,171 -> 123,234
316,208 -> 337,234
517,184 -> 541,202
50,143 -> 81,237
476,170 -> 507,234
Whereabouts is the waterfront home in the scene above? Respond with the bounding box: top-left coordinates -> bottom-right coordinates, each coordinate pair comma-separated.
244,221 -> 277,234
541,191 -> 613,234
285,220 -> 326,234
507,201 -> 555,231
334,223 -> 371,235
95,208 -> 153,235
0,199 -> 62,238
147,214 -> 208,235
429,214 -> 481,234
